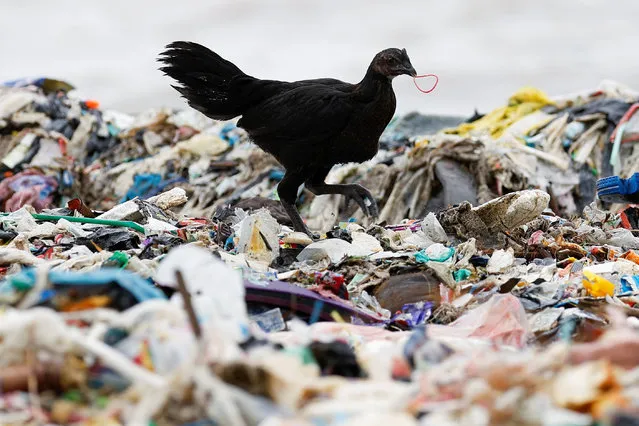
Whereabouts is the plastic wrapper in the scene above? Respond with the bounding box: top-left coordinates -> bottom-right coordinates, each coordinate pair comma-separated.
429,294 -> 531,348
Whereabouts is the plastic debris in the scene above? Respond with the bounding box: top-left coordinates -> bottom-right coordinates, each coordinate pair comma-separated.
297,238 -> 371,264
234,209 -> 281,265
155,244 -> 249,342
582,270 -> 616,297
486,248 -> 515,274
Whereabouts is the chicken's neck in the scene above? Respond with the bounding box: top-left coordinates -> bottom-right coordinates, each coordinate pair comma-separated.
355,68 -> 393,101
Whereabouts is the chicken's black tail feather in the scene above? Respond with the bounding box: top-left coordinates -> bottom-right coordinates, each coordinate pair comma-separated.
158,41 -> 252,121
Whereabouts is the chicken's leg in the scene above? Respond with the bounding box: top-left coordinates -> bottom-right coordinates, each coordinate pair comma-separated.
306,171 -> 379,218
277,171 -> 316,238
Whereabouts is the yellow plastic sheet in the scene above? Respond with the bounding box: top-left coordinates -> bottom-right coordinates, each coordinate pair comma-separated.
445,87 -> 555,139
582,270 -> 615,297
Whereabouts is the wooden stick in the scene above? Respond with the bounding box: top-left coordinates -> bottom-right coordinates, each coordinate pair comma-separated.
175,270 -> 201,339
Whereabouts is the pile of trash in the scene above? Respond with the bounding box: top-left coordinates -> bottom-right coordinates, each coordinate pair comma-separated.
3,78 -> 639,226
2,77 -> 639,425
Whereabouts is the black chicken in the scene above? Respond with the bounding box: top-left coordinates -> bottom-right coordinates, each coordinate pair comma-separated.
158,42 -> 417,237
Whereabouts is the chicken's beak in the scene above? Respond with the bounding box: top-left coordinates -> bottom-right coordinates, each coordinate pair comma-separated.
404,65 -> 417,77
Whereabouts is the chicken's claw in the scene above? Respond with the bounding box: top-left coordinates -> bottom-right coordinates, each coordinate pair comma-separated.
347,184 -> 379,219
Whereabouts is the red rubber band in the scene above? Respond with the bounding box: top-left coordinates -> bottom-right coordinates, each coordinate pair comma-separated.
413,74 -> 439,94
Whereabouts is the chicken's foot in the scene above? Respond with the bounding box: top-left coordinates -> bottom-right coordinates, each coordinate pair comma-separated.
306,183 -> 379,218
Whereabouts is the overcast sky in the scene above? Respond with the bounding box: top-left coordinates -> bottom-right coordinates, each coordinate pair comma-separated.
1,0 -> 637,116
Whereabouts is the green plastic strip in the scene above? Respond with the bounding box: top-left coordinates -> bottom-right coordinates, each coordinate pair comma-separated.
0,213 -> 145,234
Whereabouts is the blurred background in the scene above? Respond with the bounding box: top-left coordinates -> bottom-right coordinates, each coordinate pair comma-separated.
1,0 -> 637,116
